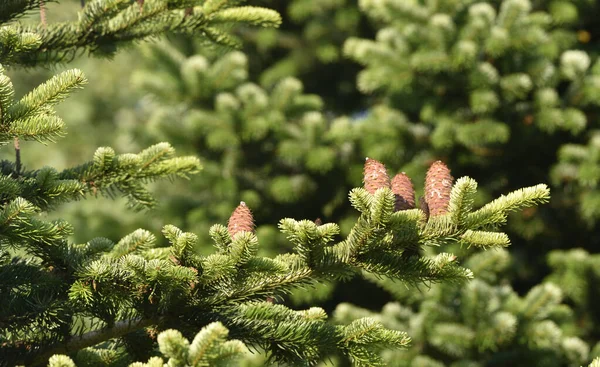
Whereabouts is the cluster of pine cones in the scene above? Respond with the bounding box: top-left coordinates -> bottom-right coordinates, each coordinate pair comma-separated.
363,158 -> 454,219
225,158 -> 454,239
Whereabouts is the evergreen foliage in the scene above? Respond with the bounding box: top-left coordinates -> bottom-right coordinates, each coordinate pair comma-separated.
552,132 -> 600,223
545,248 -> 600,350
1,131 -> 549,366
0,0 -> 281,65
117,0 -> 600,289
2,0 -> 596,366
334,248 -> 592,366
342,0 -> 600,247
120,42 -> 347,250
95,3 -> 600,362
236,0 -> 367,110
49,323 -> 250,367
114,41 -> 432,261
345,0 -> 599,142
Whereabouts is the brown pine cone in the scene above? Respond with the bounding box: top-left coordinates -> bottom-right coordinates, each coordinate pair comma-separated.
363,157 -> 391,194
424,161 -> 453,216
227,201 -> 255,238
392,172 -> 415,211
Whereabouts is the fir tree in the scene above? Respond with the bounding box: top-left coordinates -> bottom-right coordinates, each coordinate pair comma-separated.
0,72 -> 550,364
1,1 -> 588,366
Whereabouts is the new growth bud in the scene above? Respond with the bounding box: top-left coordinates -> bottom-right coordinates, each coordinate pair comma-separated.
363,157 -> 391,194
392,172 -> 416,211
227,201 -> 255,238
424,161 -> 453,216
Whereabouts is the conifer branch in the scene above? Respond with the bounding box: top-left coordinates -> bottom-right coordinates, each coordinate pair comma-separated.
1,159 -> 551,365
2,1 -> 282,66
1,1 -> 570,364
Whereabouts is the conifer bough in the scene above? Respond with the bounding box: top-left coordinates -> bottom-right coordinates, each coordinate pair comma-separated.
0,0 -> 282,66
0,1 -> 553,365
4,158 -> 550,366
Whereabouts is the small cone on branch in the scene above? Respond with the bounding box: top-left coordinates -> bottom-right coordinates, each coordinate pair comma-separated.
363,157 -> 391,194
392,172 -> 415,211
424,160 -> 453,216
227,201 -> 255,238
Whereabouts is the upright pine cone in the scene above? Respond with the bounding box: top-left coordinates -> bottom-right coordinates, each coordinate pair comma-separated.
424,161 -> 453,216
227,201 -> 255,238
392,172 -> 415,211
363,158 -> 390,194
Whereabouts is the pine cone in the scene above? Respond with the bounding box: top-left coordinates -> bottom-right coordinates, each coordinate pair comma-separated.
392,172 -> 415,211
227,201 -> 255,238
424,161 -> 453,216
363,157 -> 390,194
